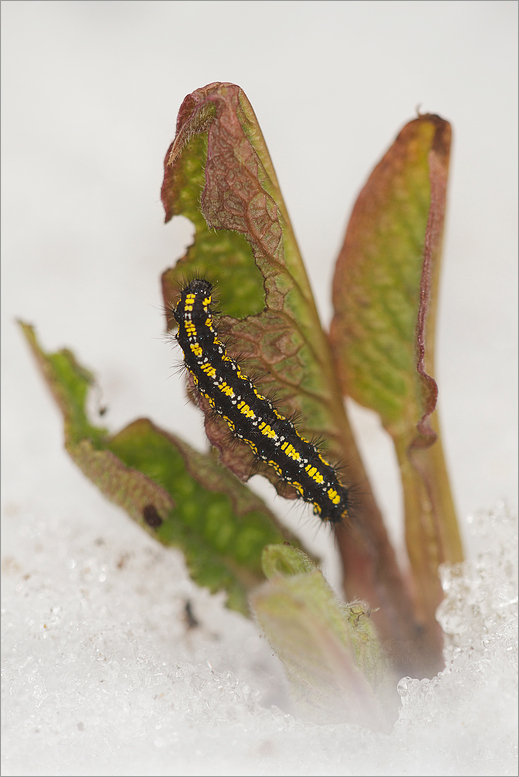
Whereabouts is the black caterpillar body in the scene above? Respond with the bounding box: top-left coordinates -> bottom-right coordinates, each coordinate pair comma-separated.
174,279 -> 351,524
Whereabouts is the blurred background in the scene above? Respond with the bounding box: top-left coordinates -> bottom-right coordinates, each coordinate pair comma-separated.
2,4 -> 517,775
3,0 -> 517,573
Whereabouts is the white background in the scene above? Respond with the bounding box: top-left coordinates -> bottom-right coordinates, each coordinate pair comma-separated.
2,2 -> 517,775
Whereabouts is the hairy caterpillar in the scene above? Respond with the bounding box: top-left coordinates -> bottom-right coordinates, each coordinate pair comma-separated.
173,279 -> 351,524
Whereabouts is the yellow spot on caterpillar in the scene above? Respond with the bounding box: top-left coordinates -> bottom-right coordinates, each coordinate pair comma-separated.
318,452 -> 332,467
222,415 -> 235,432
218,382 -> 235,397
201,363 -> 217,379
268,460 -> 283,477
259,422 -> 277,439
274,463 -> 283,476
327,488 -> 341,505
247,441 -> 259,456
237,400 -> 255,419
281,442 -> 300,461
305,465 -> 324,484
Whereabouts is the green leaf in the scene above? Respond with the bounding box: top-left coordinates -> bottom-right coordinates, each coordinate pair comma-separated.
160,84 -> 428,677
250,545 -> 390,730
18,320 -> 304,616
261,544 -> 316,578
160,82 -> 357,481
329,115 -> 463,643
330,115 -> 443,430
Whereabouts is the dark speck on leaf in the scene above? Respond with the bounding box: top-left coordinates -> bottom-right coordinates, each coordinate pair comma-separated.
142,504 -> 163,529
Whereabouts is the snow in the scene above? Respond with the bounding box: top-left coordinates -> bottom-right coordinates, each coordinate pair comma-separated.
2,2 -> 517,775
2,502 -> 517,776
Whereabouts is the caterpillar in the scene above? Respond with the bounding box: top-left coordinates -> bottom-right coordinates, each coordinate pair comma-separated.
173,278 -> 351,524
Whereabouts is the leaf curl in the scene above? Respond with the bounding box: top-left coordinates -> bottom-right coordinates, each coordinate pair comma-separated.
18,321 -> 302,615
329,115 -> 462,641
